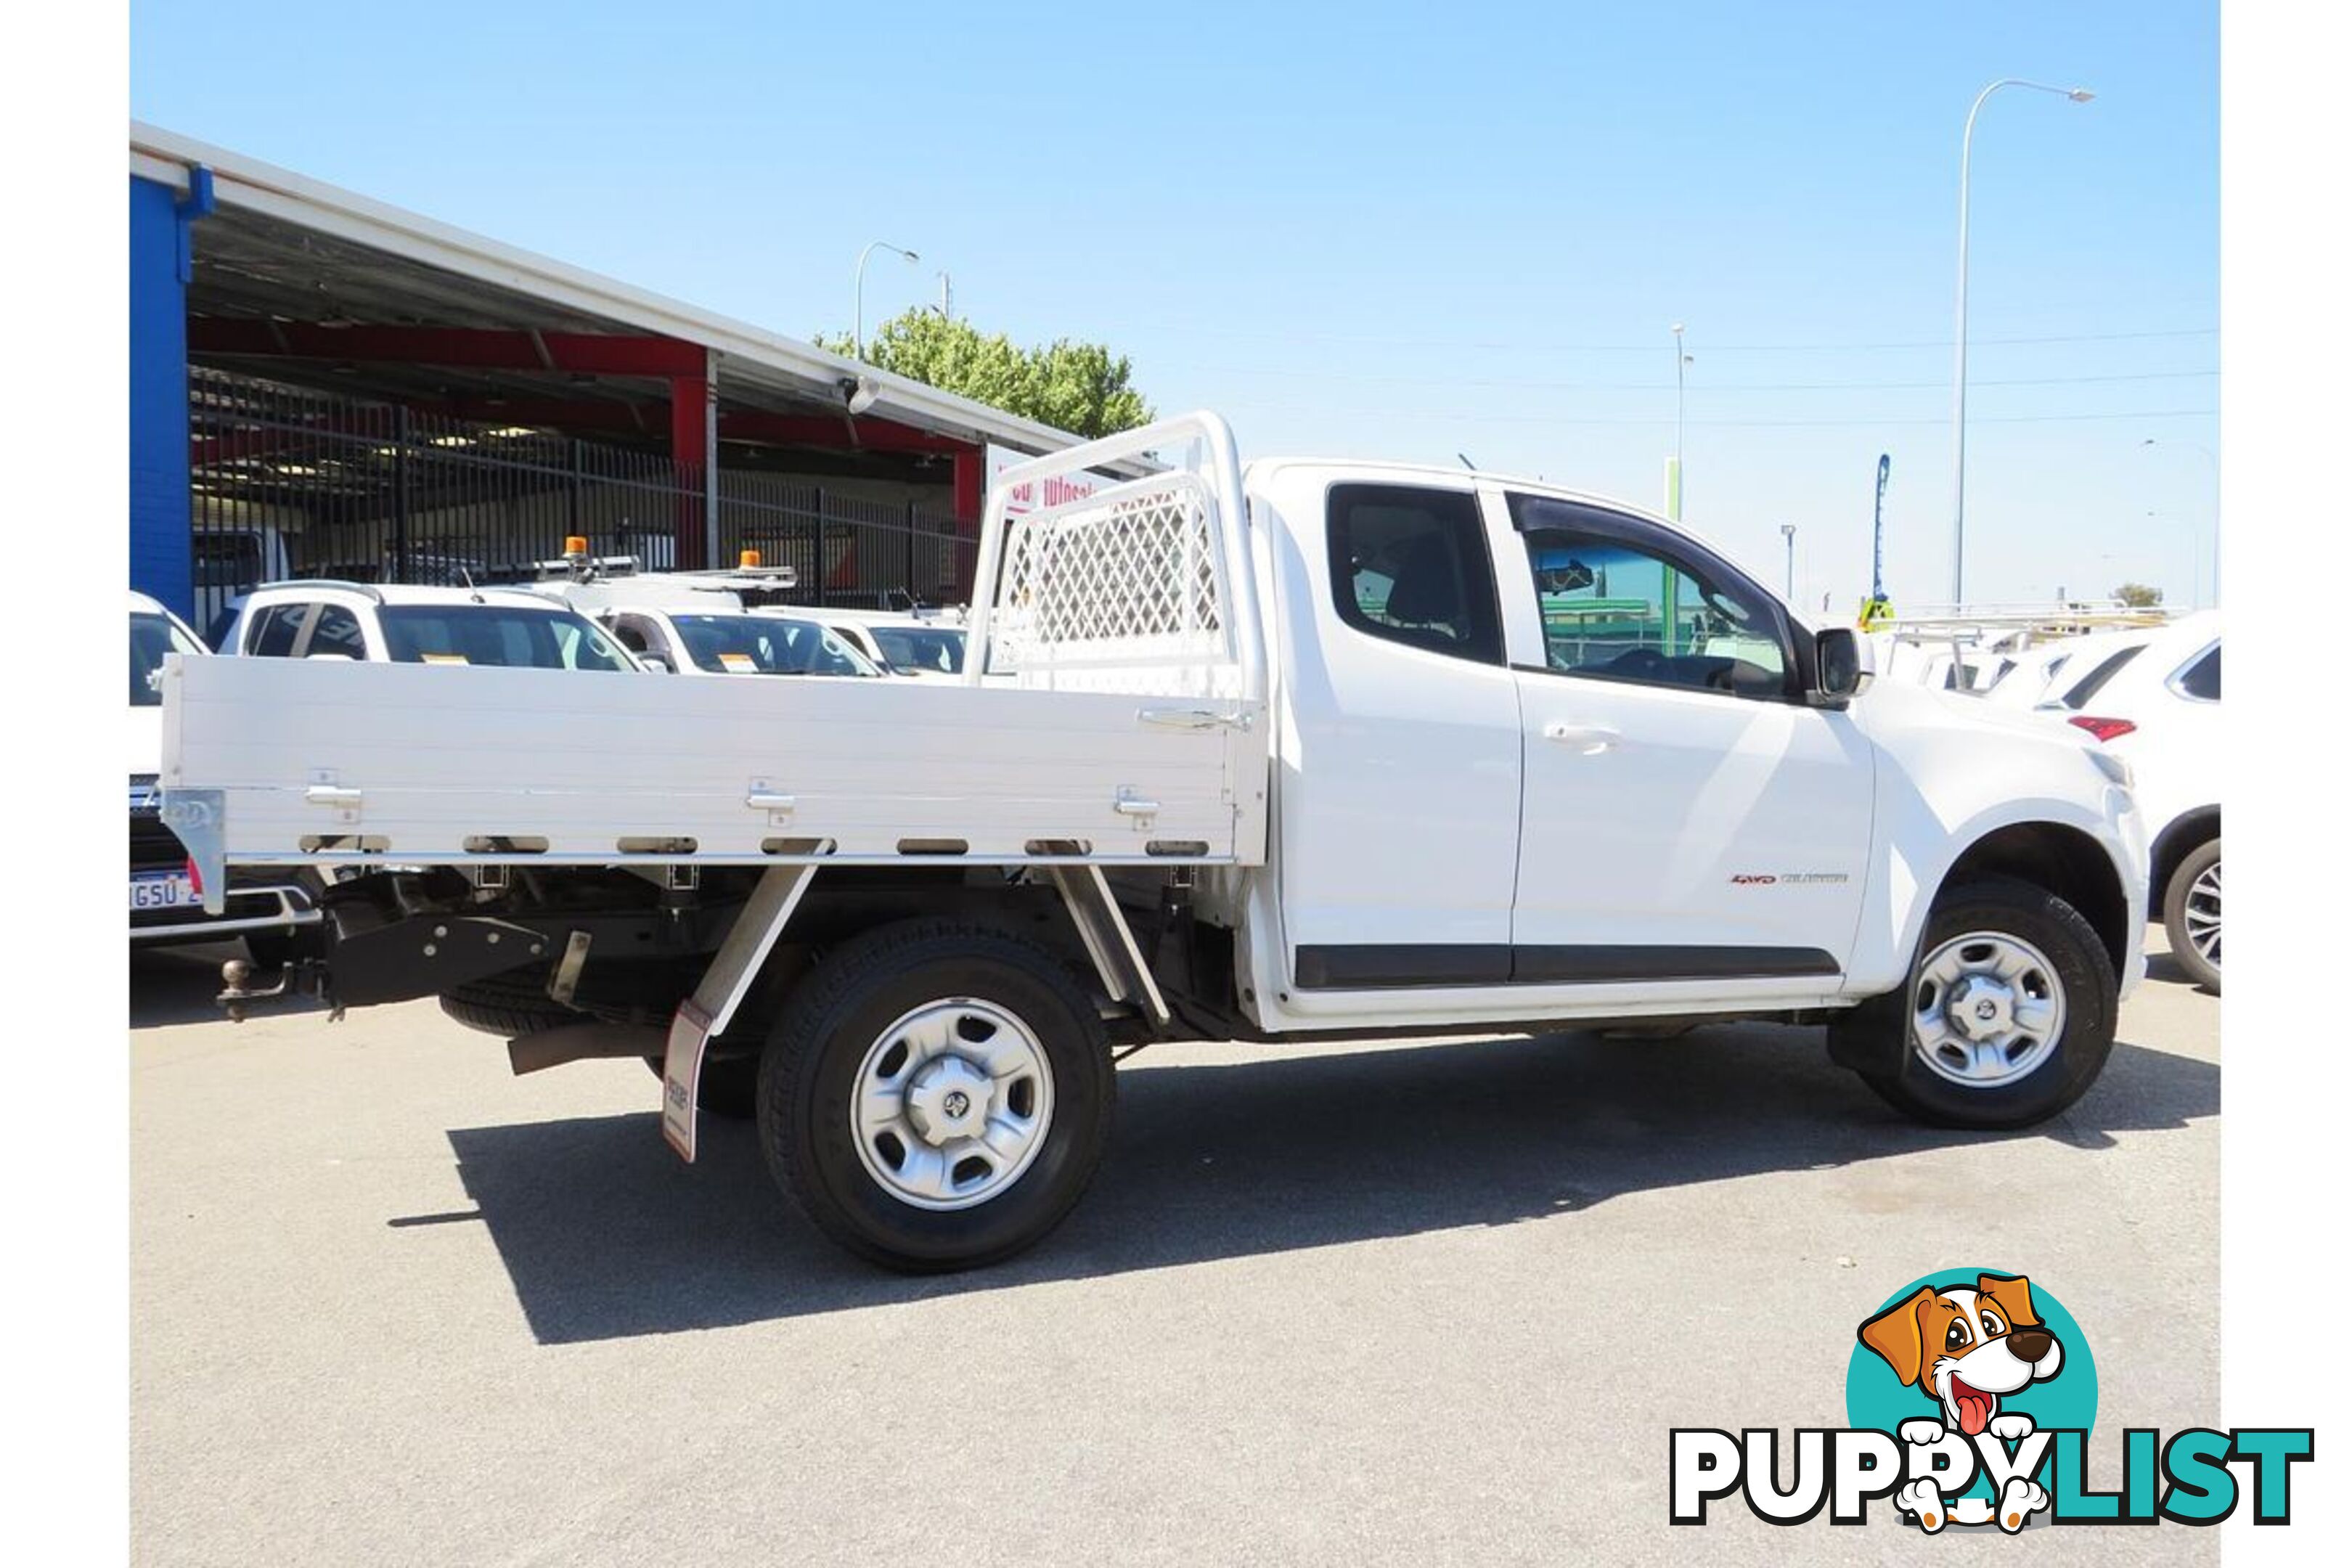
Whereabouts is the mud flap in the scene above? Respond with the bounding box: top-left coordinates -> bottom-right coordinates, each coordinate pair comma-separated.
660,1001 -> 714,1159
660,865 -> 815,1163
1826,985 -> 1909,1074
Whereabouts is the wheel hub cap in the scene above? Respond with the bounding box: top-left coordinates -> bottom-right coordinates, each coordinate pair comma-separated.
1909,930 -> 2067,1090
1948,976 -> 2017,1042
905,1056 -> 993,1144
849,997 -> 1055,1212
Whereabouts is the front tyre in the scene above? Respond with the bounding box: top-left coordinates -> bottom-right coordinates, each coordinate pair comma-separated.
757,920 -> 1114,1273
1838,877 -> 2117,1129
2161,838 -> 2221,992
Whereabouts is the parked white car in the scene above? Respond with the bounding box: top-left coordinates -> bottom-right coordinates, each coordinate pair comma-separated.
1980,626 -> 2160,711
2047,611 -> 2221,989
129,592 -> 319,948
531,556 -> 882,674
214,581 -> 640,671
783,605 -> 969,677
592,605 -> 885,678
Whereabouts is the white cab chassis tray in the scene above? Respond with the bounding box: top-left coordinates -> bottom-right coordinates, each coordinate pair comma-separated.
162,656 -> 1266,880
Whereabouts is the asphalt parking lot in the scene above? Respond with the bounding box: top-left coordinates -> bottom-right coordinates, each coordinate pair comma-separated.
131,936 -> 2217,1566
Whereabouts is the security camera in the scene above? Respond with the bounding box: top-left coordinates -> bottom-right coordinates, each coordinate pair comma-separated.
840,374 -> 880,416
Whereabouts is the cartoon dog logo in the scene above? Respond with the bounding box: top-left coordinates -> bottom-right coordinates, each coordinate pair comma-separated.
1859,1273 -> 2066,1531
1861,1272 -> 2063,1437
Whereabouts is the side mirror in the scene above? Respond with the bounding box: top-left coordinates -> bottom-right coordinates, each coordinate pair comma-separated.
1816,627 -> 1874,703
637,650 -> 674,672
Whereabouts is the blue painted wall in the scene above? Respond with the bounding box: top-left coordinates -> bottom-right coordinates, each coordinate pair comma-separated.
129,175 -> 191,619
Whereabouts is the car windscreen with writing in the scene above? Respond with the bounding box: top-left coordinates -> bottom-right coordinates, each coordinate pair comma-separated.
377,606 -> 634,671
674,616 -> 883,676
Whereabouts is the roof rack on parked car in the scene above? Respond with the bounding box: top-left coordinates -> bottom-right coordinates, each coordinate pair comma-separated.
1882,602 -> 2176,643
487,541 -> 801,593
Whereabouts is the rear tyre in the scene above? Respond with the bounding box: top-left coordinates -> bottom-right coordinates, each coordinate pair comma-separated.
757,919 -> 1114,1273
438,968 -> 584,1037
2161,838 -> 2221,993
1837,876 -> 2117,1130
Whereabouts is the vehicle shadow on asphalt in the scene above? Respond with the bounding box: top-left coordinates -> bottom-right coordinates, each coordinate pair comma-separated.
2144,948 -> 2218,995
433,1021 -> 2218,1344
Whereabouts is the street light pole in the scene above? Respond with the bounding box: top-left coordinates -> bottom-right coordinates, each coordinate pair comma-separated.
1668,322 -> 1690,520
1948,78 -> 2095,605
854,240 -> 920,361
2142,437 -> 2219,608
2145,509 -> 2200,611
1781,523 -> 1797,600
936,270 -> 953,320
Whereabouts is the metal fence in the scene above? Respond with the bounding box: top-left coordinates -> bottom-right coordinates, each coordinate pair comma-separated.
188,368 -> 975,632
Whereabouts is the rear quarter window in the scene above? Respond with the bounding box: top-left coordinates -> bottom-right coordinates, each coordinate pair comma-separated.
2055,645 -> 2144,710
2173,645 -> 2221,701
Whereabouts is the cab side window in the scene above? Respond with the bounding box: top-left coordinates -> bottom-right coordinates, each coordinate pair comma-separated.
1509,497 -> 1790,700
1326,483 -> 1502,664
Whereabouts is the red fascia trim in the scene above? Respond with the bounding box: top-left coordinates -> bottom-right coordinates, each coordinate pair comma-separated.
952,446 -> 984,521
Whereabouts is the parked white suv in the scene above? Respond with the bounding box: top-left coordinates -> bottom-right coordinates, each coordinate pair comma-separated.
1980,626 -> 2157,711
214,581 -> 640,671
2051,611 -> 2221,989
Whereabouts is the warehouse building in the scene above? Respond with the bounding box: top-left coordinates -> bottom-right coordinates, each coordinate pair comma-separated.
130,123 -> 1104,630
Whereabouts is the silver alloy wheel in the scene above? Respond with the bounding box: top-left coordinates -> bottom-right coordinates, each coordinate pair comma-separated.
850,997 -> 1055,1211
2184,859 -> 2221,971
1909,931 -> 2067,1089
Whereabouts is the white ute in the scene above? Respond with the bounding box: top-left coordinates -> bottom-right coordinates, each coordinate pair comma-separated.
158,413 -> 2147,1270
525,553 -> 889,679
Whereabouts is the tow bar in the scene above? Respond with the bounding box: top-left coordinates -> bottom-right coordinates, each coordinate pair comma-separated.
216,955 -> 317,1022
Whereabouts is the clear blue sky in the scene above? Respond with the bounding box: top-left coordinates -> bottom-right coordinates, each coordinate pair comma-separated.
131,0 -> 2217,613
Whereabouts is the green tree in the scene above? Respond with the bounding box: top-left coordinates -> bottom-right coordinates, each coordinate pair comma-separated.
817,311 -> 1153,439
2112,581 -> 2165,608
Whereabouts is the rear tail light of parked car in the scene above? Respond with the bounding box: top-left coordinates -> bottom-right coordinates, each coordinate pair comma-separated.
2068,715 -> 2138,743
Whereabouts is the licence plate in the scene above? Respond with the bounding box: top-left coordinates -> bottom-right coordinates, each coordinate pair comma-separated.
129,871 -> 197,911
